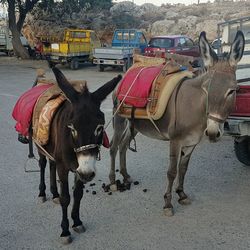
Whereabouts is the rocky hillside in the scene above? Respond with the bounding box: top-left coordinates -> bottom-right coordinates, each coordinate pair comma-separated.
19,0 -> 250,46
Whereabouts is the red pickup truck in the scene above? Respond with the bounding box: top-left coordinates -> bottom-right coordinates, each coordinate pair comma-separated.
225,78 -> 250,166
217,17 -> 250,166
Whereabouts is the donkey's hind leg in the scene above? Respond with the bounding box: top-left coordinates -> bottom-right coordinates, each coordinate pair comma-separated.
49,160 -> 60,204
38,152 -> 47,202
109,115 -> 128,188
163,140 -> 181,216
176,144 -> 196,205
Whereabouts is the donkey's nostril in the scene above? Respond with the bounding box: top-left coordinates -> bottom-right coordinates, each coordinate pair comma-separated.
76,171 -> 95,183
89,172 -> 95,180
216,131 -> 221,138
83,171 -> 95,182
205,129 -> 208,136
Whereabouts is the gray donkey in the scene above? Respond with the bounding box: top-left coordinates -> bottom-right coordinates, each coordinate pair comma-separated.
109,31 -> 245,216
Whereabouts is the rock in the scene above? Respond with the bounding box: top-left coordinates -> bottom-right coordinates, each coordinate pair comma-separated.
16,0 -> 250,47
150,19 -> 175,35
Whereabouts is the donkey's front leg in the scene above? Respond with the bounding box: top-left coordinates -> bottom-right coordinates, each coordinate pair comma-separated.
109,115 -> 129,190
163,141 -> 181,216
58,169 -> 72,244
119,127 -> 136,184
71,176 -> 86,234
176,144 -> 196,205
38,152 -> 47,203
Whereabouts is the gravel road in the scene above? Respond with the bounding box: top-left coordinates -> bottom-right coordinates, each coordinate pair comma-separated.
0,56 -> 250,250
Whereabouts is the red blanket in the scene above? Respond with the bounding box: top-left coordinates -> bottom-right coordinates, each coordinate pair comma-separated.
117,65 -> 163,107
12,84 -> 53,136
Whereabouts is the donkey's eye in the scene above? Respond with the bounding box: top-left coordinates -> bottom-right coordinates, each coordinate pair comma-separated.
67,123 -> 78,139
94,125 -> 104,137
227,89 -> 236,97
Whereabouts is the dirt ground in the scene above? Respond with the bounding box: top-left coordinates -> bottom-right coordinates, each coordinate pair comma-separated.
1,56 -> 250,250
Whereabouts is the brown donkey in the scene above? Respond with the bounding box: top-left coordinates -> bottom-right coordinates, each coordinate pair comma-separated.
109,31 -> 245,216
37,65 -> 121,243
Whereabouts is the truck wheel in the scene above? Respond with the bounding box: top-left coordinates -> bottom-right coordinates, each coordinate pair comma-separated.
123,61 -> 128,73
98,65 -> 104,72
234,137 -> 250,166
70,58 -> 79,70
7,50 -> 14,57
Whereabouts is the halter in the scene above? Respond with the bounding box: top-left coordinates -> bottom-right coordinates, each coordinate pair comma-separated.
203,68 -> 235,124
74,144 -> 100,153
71,124 -> 104,161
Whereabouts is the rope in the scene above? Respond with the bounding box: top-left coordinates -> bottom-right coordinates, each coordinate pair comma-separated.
205,70 -> 215,116
104,67 -> 146,130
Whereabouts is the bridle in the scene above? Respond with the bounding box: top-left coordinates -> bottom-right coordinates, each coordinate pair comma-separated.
203,68 -> 236,124
69,124 -> 104,161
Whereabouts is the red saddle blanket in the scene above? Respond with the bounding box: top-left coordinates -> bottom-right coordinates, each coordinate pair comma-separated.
117,65 -> 164,107
12,84 -> 53,136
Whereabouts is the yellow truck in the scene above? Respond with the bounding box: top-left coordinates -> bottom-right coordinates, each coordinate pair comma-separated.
42,28 -> 101,70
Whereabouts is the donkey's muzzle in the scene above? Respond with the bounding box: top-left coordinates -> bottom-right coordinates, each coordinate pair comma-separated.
205,118 -> 224,142
205,129 -> 221,142
76,170 -> 95,183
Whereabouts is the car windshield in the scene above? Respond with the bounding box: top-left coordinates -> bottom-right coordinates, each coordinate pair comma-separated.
148,38 -> 174,48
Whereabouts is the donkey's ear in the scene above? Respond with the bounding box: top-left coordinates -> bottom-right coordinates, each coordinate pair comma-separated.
199,31 -> 218,68
92,75 -> 122,103
229,30 -> 245,67
51,66 -> 79,103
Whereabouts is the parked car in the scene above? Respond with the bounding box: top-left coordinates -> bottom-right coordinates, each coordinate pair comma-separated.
144,35 -> 200,59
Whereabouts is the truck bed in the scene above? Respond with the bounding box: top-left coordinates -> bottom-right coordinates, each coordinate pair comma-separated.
231,80 -> 250,117
93,47 -> 134,60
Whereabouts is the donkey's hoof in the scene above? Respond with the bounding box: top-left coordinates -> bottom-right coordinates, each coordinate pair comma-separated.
52,197 -> 60,204
60,235 -> 73,245
110,184 -> 118,192
178,197 -> 192,205
124,176 -> 133,184
73,225 -> 86,234
163,207 -> 174,217
38,196 -> 46,203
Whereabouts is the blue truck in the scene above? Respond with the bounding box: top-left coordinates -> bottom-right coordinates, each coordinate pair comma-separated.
93,29 -> 147,72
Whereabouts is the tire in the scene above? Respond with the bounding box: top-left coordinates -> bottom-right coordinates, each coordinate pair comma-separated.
7,50 -> 14,57
123,60 -> 128,73
98,64 -> 104,72
70,58 -> 79,70
234,137 -> 250,166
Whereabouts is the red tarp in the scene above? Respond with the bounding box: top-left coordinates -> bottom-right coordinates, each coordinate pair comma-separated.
117,65 -> 163,108
12,84 -> 53,136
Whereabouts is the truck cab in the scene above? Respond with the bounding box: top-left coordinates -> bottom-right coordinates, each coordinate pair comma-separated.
0,26 -> 30,56
112,29 -> 147,53
42,28 -> 101,70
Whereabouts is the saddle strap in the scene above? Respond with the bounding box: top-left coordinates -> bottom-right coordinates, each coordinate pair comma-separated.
129,106 -> 137,152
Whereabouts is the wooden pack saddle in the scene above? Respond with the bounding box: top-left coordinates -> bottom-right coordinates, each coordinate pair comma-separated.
115,54 -> 194,120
